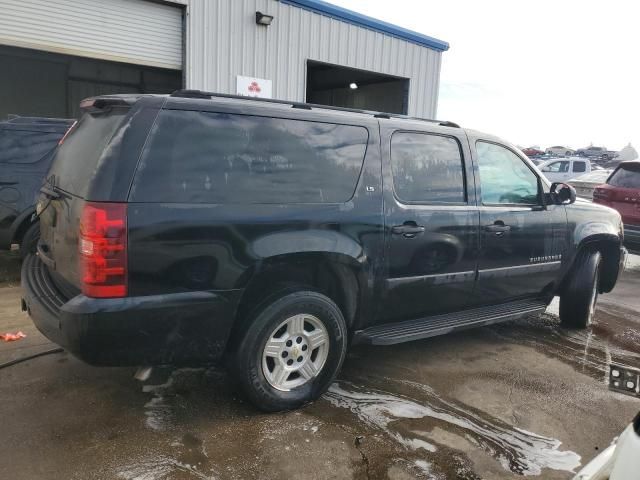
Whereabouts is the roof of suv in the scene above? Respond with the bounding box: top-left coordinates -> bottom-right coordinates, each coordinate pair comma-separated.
82,90 -> 463,131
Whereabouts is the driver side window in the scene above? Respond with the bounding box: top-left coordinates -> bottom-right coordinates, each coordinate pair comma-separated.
476,141 -> 540,205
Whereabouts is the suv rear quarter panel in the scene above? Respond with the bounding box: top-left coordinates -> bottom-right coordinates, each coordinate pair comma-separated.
126,101 -> 385,326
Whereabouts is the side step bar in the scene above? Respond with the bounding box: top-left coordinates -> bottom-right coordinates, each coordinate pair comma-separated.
353,299 -> 548,346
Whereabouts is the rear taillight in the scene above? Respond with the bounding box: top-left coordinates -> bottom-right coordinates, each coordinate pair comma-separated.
593,187 -> 611,202
79,202 -> 127,298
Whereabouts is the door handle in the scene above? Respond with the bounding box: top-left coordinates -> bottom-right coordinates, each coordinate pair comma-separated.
392,223 -> 426,237
484,223 -> 511,235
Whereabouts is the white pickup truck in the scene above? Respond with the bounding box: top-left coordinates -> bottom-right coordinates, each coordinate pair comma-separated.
538,157 -> 591,183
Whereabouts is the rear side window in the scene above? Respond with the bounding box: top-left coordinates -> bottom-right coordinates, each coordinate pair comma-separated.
572,161 -> 586,173
608,165 -> 640,189
131,110 -> 368,204
48,110 -> 127,196
390,132 -> 466,203
0,130 -> 61,164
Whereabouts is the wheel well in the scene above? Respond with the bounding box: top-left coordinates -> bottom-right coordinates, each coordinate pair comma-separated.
228,256 -> 360,349
566,239 -> 621,294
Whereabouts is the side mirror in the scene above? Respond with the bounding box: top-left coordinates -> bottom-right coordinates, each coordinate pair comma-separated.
541,167 -> 550,172
550,182 -> 577,205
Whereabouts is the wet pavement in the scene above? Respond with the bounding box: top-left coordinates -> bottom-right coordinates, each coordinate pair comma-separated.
1,252 -> 639,479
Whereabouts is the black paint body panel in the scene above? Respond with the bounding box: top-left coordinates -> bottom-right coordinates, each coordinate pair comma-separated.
23,94 -> 625,366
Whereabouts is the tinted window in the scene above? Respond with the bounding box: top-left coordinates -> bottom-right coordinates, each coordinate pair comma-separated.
476,141 -> 539,205
0,130 -> 61,164
49,110 -> 127,196
608,165 -> 640,189
573,161 -> 586,173
131,110 -> 368,204
390,132 -> 466,203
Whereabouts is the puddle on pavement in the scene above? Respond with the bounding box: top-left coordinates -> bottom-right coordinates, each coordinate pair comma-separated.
324,379 -> 581,477
488,311 -> 640,382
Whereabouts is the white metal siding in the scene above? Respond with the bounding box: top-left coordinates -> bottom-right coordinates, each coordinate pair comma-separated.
182,0 -> 442,118
0,0 -> 183,70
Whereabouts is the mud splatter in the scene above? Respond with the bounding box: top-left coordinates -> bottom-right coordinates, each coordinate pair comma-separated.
325,381 -> 581,476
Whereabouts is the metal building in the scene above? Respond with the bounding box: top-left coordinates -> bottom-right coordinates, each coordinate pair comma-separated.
0,0 -> 448,120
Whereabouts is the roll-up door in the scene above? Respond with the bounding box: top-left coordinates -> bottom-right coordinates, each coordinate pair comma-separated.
0,0 -> 183,70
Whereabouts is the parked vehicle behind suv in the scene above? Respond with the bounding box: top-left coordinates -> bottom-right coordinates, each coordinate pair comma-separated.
538,157 -> 591,183
22,92 -> 626,411
546,146 -> 574,156
0,116 -> 75,256
593,161 -> 640,250
577,146 -> 618,160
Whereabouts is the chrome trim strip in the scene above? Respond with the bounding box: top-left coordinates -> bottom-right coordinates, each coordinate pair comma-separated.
386,270 -> 476,287
478,261 -> 561,279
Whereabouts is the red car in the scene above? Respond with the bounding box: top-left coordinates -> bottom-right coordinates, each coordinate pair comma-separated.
521,147 -> 545,157
593,161 -> 640,249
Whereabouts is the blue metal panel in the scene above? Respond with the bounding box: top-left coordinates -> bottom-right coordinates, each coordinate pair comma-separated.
280,0 -> 449,51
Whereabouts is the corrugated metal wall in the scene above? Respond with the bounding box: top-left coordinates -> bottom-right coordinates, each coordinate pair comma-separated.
0,0 -> 183,70
182,0 -> 442,118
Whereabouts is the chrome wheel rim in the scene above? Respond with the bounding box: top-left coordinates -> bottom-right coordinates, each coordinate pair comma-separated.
262,314 -> 330,391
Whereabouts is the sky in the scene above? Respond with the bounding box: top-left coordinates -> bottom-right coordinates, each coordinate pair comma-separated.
329,0 -> 640,153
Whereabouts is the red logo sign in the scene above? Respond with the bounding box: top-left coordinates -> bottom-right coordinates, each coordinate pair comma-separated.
248,81 -> 261,93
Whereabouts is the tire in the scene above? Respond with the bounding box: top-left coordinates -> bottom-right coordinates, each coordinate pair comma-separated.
559,250 -> 601,328
233,290 -> 348,412
19,222 -> 40,259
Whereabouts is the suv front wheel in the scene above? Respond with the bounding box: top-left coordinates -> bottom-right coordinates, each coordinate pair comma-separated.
559,250 -> 602,328
233,290 -> 348,411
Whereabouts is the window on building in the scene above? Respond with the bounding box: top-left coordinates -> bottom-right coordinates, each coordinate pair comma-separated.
390,132 -> 466,203
476,141 -> 540,205
131,110 -> 369,204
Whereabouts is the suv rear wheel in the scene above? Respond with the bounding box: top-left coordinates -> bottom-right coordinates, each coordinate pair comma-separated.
233,290 -> 348,411
559,250 -> 601,328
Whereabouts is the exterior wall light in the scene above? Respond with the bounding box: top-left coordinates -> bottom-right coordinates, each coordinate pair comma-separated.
349,83 -> 358,90
256,12 -> 274,26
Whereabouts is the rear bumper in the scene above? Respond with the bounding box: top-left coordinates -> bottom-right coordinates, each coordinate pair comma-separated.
21,254 -> 242,366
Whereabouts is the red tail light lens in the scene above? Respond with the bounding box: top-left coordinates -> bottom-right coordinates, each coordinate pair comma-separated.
79,202 -> 127,298
593,187 -> 611,202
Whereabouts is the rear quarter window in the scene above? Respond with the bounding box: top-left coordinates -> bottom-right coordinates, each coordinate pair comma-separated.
130,110 -> 369,204
48,110 -> 127,196
608,165 -> 640,189
0,129 -> 61,164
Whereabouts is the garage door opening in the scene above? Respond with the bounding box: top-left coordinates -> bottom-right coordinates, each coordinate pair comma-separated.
306,61 -> 409,114
0,45 -> 182,121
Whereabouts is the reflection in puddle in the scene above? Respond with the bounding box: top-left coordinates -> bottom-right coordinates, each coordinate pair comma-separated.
325,381 -> 581,476
489,314 -> 640,381
118,455 -> 216,480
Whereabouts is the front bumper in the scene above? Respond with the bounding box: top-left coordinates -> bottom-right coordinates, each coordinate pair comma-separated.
21,254 -> 242,366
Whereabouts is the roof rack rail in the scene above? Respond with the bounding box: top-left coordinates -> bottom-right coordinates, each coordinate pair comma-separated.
169,89 -> 460,127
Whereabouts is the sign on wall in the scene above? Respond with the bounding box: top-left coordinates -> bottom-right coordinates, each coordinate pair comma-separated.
236,75 -> 273,99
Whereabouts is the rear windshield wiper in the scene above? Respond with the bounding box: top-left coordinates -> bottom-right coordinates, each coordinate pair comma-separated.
40,184 -> 61,200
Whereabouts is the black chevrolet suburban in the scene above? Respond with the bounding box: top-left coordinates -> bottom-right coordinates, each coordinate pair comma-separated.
0,116 -> 75,256
22,92 -> 626,411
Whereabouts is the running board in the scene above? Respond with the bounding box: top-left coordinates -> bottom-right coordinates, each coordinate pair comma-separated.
353,299 -> 548,346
